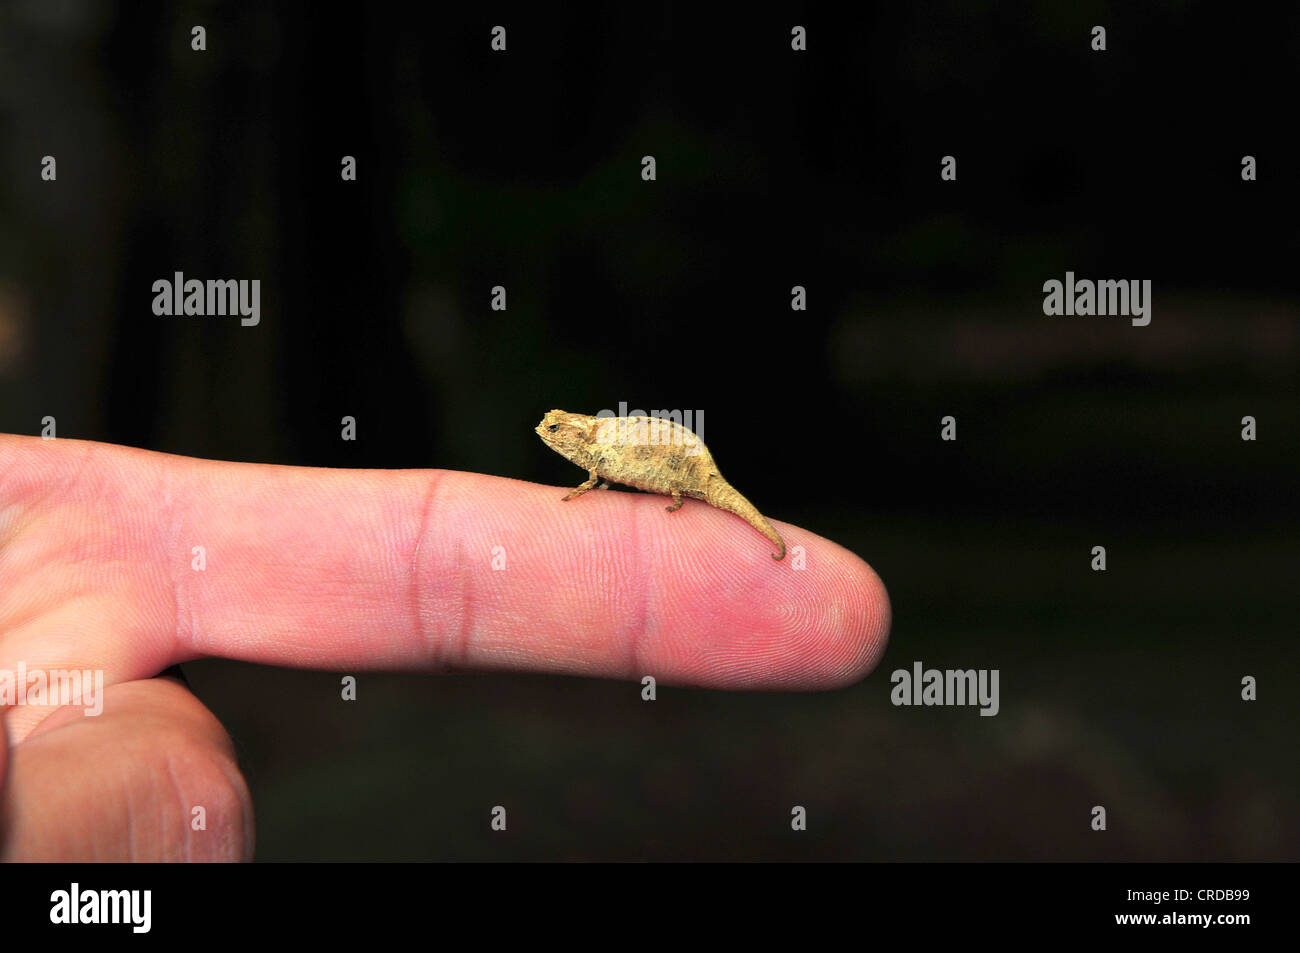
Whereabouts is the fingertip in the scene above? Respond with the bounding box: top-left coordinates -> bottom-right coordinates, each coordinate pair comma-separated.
644,519 -> 891,691
819,551 -> 892,689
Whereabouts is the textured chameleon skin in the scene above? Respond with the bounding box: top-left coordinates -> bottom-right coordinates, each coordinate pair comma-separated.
535,409 -> 786,560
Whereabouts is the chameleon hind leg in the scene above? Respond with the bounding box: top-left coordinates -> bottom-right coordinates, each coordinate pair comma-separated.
665,488 -> 684,512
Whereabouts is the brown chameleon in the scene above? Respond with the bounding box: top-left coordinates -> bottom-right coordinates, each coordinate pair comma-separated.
535,409 -> 786,559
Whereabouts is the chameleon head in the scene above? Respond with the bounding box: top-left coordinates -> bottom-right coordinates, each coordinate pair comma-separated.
536,409 -> 599,463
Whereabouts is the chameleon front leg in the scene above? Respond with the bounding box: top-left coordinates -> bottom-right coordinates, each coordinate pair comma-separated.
562,469 -> 601,501
665,487 -> 684,512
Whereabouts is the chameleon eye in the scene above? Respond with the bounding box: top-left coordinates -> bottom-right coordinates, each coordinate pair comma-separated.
547,424 -> 559,432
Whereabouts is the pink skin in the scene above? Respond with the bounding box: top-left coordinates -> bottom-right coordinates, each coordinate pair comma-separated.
0,435 -> 890,860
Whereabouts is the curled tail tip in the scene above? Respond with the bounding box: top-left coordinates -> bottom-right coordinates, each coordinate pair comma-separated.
771,549 -> 785,560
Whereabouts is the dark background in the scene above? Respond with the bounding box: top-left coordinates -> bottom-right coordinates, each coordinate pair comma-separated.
1,2 -> 1296,859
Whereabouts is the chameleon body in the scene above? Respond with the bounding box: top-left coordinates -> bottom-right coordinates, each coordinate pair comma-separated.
535,409 -> 786,560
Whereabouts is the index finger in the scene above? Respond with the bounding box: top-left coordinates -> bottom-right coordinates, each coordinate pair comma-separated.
0,436 -> 890,692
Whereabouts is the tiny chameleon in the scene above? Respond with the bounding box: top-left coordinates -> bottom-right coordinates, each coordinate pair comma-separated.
535,409 -> 786,560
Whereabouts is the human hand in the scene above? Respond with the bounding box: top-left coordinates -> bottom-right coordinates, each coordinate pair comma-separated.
0,435 -> 889,860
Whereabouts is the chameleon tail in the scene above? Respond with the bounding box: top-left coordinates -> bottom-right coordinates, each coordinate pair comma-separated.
704,477 -> 786,560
